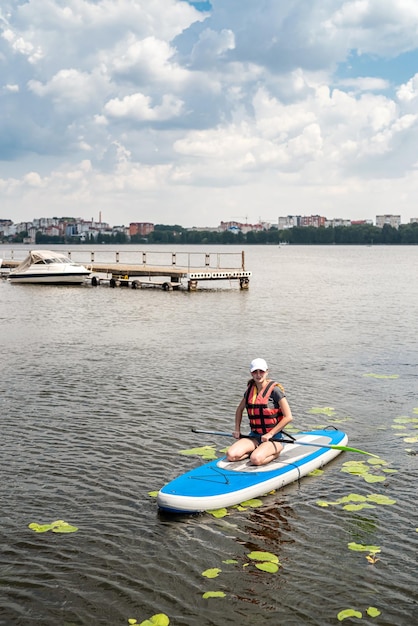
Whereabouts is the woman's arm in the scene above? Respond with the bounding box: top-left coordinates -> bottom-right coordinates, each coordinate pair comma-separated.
233,397 -> 246,438
261,397 -> 293,441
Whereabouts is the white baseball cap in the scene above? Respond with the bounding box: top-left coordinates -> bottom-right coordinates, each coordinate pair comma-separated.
250,358 -> 268,372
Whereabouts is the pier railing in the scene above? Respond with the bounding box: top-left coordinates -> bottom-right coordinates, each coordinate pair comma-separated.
2,249 -> 247,271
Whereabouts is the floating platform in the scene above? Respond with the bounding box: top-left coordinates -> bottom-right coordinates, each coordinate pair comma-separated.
1,249 -> 252,291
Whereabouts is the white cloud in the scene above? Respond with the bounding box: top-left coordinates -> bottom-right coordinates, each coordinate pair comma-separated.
2,0 -> 418,226
336,76 -> 390,92
397,73 -> 418,102
104,92 -> 184,121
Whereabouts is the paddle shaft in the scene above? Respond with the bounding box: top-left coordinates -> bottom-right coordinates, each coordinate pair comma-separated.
191,428 -> 378,457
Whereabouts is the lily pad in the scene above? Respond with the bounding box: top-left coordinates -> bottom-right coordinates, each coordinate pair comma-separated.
338,494 -> 367,503
343,503 -> 375,511
179,446 -> 217,460
28,520 -> 78,534
366,494 -> 396,505
394,416 -> 418,423
367,458 -> 387,466
239,499 -> 263,508
137,614 -> 170,626
247,551 -> 279,563
206,508 -> 228,518
337,608 -> 362,621
348,542 -> 381,554
255,561 -> 279,573
363,474 -> 386,483
28,523 -> 54,533
202,591 -> 226,599
341,461 -> 368,475
202,568 -> 222,579
366,607 -> 381,617
308,469 -> 324,476
308,407 -> 335,416
148,491 -> 159,498
363,373 -> 399,379
51,521 -> 78,533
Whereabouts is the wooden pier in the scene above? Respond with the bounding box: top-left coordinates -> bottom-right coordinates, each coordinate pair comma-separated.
0,249 -> 252,291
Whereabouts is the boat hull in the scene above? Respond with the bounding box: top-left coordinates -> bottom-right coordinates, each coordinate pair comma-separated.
157,429 -> 348,513
8,271 -> 90,284
7,250 -> 91,284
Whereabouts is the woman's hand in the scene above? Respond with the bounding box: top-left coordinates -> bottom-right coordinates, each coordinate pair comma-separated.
233,430 -> 241,439
261,432 -> 275,442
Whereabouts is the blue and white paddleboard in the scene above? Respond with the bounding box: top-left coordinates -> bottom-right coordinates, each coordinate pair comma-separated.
157,429 -> 348,514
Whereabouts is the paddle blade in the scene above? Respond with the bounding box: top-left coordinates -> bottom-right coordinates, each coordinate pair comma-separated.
331,444 -> 379,458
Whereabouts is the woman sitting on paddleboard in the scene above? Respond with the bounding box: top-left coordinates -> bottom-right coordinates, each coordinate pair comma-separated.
226,358 -> 293,466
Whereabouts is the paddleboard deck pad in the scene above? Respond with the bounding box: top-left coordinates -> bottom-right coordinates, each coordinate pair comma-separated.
157,429 -> 348,513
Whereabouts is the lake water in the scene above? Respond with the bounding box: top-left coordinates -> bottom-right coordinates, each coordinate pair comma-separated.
1,244 -> 417,626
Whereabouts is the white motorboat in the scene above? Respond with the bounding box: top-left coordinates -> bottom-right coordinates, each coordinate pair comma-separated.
8,250 -> 91,284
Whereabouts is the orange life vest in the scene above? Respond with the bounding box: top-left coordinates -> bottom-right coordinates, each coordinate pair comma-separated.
245,380 -> 284,434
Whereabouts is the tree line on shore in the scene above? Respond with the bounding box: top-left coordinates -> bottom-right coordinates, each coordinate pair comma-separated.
9,221 -> 418,245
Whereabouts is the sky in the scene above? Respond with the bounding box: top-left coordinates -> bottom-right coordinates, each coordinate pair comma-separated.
2,0 -> 418,228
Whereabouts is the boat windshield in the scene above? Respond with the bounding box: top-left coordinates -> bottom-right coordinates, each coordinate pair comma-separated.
44,256 -> 72,264
12,250 -> 74,272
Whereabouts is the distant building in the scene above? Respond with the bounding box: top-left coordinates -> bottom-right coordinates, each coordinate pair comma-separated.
410,218 -> 418,224
278,215 -> 299,229
376,215 -> 401,229
325,218 -> 351,228
299,215 -> 326,228
219,221 -> 264,233
129,222 -> 154,237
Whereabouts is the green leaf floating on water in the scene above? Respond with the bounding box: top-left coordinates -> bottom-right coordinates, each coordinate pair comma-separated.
341,459 -> 395,483
255,561 -> 279,573
206,508 -> 228,518
337,608 -> 362,621
367,457 -> 387,466
363,474 -> 386,483
246,551 -> 281,574
394,416 -> 418,424
367,494 -> 396,505
363,373 -> 399,379
348,542 -> 381,554
131,614 -> 170,626
202,591 -> 226,599
338,494 -> 367,503
308,406 -> 336,416
202,568 -> 222,579
343,503 -> 375,511
247,551 -> 279,563
238,499 -> 263,508
28,520 -> 78,533
366,607 -> 381,617
179,446 -> 217,460
316,492 -> 397,510
308,469 -> 324,476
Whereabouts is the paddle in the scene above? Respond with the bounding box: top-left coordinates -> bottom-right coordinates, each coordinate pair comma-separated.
191,428 -> 379,458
